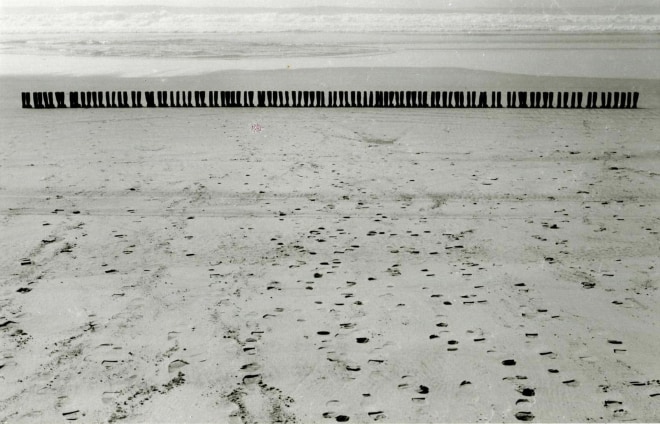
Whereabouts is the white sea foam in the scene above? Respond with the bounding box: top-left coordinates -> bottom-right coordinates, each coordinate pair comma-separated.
1,10 -> 659,34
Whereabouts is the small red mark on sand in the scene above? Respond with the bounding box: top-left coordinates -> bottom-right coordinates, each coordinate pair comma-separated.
251,123 -> 263,133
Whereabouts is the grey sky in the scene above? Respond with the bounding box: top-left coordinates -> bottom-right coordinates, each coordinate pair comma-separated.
1,0 -> 658,11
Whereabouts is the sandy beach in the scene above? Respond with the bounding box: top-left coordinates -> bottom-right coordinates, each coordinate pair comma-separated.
1,64 -> 659,422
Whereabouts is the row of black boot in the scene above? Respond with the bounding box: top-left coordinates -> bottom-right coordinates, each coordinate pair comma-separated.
21,90 -> 641,109
505,91 -> 639,109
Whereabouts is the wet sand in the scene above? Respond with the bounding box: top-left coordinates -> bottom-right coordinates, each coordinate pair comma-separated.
1,68 -> 659,422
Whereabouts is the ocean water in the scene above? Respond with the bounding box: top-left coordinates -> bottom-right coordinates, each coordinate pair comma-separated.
1,8 -> 659,34
1,8 -> 658,79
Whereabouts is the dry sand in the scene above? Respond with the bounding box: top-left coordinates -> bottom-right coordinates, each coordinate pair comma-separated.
1,68 -> 659,423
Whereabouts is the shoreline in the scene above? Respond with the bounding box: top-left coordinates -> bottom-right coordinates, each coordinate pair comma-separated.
3,51 -> 659,80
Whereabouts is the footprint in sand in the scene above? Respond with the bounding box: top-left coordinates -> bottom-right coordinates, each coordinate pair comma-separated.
322,400 -> 349,421
519,388 -> 535,397
242,374 -> 261,384
416,385 -> 429,394
168,359 -> 189,373
267,281 -> 281,291
397,376 -> 411,390
101,391 -> 120,405
240,362 -> 261,372
368,411 -> 387,421
603,401 -> 627,418
62,410 -> 81,421
515,411 -> 535,421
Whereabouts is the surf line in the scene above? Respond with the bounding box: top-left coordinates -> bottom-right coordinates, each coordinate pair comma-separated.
21,90 -> 639,109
